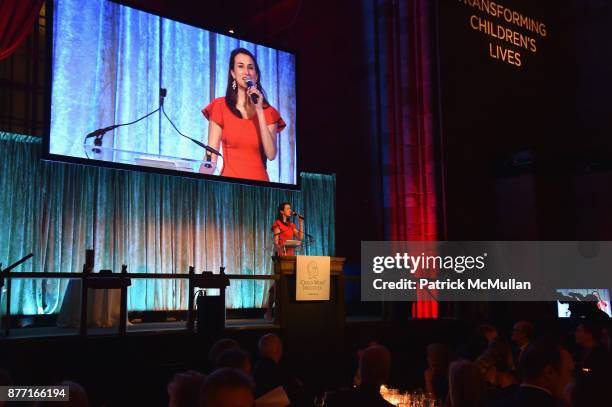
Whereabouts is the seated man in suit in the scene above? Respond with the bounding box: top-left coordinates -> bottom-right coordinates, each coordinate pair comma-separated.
253,334 -> 304,405
490,339 -> 574,407
254,334 -> 284,397
510,321 -> 534,368
574,320 -> 608,371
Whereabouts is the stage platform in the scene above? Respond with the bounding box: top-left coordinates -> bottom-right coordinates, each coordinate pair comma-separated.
3,318 -> 281,340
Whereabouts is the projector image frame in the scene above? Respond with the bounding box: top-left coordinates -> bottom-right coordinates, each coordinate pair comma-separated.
42,0 -> 301,190
556,288 -> 611,318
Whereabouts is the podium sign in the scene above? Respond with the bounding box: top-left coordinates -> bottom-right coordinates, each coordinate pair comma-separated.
296,255 -> 330,301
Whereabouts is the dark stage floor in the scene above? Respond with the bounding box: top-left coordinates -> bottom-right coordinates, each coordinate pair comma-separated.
2,318 -> 281,339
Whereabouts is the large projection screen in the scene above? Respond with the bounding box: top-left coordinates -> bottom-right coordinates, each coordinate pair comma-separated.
46,0 -> 298,188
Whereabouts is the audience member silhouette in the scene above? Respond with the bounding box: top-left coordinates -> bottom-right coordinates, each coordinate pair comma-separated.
424,343 -> 454,402
326,345 -> 394,407
208,338 -> 240,370
510,321 -> 534,367
199,368 -> 254,407
167,370 -> 207,407
253,333 -> 305,405
476,339 -> 518,404
574,320 -> 608,371
448,360 -> 486,407
492,339 -> 574,407
215,348 -> 252,375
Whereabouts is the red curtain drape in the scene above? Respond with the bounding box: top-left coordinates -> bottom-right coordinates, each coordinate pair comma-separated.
0,0 -> 44,60
375,0 -> 440,318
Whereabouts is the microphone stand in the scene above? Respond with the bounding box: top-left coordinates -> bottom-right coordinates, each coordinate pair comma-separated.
83,88 -> 222,157
0,253 -> 33,288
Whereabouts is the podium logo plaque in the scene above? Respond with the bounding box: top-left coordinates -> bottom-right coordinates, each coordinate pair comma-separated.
296,256 -> 330,301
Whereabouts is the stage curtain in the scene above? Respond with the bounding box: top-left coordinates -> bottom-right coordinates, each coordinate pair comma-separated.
0,132 -> 335,314
364,0 -> 441,318
0,0 -> 44,60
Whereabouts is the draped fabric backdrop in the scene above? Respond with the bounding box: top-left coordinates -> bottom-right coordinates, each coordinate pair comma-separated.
50,0 -> 297,184
0,133 -> 334,315
364,0 -> 441,318
0,0 -> 44,60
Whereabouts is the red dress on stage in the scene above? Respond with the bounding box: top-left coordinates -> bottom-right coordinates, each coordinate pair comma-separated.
202,97 -> 286,181
271,219 -> 297,255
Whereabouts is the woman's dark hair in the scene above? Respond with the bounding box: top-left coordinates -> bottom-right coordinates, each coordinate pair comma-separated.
276,202 -> 291,225
477,338 -> 514,374
225,48 -> 270,119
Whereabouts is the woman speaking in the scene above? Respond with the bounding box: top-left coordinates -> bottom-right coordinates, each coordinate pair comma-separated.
265,202 -> 304,320
272,202 -> 304,255
201,48 -> 286,181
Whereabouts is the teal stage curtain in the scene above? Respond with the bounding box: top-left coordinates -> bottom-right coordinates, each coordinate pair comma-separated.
0,132 -> 335,314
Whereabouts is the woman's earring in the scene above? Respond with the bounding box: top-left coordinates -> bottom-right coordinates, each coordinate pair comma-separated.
232,80 -> 237,90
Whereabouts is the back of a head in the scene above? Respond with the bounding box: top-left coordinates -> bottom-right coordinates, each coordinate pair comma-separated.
478,324 -> 497,342
258,333 -> 282,362
476,339 -> 515,385
168,371 -> 207,407
448,360 -> 485,407
518,339 -> 562,383
215,348 -> 252,374
208,338 -> 240,365
487,338 -> 514,372
200,368 -> 254,407
359,345 -> 391,387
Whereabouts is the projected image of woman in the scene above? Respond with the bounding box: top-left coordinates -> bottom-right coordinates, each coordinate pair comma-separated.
201,48 -> 286,181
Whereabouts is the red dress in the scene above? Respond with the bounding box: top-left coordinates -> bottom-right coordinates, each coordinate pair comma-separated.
202,97 -> 286,181
271,219 -> 297,255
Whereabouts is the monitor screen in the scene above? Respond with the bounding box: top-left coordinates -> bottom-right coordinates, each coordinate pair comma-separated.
46,0 -> 297,187
556,288 -> 611,318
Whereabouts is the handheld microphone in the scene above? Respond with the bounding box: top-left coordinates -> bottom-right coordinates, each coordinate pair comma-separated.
244,75 -> 259,104
292,211 -> 305,220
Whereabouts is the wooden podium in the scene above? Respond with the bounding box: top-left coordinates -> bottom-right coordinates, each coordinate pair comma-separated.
272,256 -> 346,357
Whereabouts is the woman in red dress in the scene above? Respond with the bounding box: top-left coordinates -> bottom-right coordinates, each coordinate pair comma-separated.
201,48 -> 286,181
271,202 -> 304,256
265,202 -> 304,321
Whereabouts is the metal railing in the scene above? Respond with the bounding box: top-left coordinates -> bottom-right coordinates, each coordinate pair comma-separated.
0,255 -> 278,338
